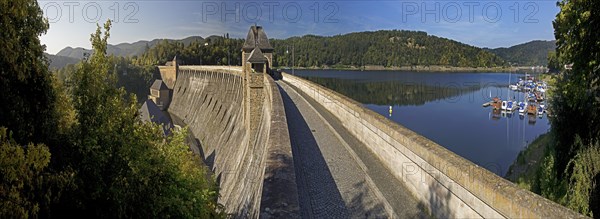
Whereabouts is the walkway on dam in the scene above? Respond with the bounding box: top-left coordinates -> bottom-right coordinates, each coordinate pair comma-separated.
277,81 -> 427,218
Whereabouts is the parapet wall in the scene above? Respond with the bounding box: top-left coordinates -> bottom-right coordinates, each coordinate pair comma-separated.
168,67 -> 298,218
282,73 -> 584,218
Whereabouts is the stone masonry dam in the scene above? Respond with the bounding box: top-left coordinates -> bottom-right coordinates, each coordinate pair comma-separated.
160,65 -> 585,219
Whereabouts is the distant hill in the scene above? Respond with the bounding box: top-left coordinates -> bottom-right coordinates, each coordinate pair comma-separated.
487,40 -> 556,66
55,36 -> 205,60
270,30 -> 506,68
55,47 -> 91,60
45,53 -> 80,70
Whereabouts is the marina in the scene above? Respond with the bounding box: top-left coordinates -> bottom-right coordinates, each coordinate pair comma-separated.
483,73 -> 550,120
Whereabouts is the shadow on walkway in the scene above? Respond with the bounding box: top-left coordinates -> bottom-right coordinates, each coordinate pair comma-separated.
278,84 -> 350,218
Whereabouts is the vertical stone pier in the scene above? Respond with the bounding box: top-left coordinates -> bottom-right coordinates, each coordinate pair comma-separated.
244,64 -> 265,141
241,25 -> 273,140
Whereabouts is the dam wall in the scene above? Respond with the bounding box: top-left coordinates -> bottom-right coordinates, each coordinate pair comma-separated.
168,67 -> 298,218
281,73 -> 583,218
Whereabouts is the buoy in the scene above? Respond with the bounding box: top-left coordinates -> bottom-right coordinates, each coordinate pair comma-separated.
389,106 -> 393,117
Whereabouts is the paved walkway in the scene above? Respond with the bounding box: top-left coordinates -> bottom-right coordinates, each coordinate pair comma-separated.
277,81 -> 427,218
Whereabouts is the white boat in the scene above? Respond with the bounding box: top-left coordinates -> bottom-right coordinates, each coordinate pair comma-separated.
507,100 -> 518,111
537,86 -> 546,93
518,102 -> 528,114
502,100 -> 518,111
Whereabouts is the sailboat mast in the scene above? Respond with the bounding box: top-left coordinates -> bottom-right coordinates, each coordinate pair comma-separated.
508,70 -> 511,101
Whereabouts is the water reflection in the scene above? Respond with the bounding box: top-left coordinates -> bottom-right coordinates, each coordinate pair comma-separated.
304,76 -> 478,106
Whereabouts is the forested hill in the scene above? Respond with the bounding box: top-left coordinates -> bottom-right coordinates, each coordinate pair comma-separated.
53,30 -> 509,69
270,30 -> 506,68
44,53 -> 80,70
487,40 -> 556,66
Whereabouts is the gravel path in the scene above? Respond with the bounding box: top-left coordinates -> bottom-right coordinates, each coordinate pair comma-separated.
278,81 -> 427,218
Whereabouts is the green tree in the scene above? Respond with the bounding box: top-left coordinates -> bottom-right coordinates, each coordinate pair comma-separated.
547,51 -> 560,73
0,127 -> 73,218
61,20 -> 223,217
551,0 -> 600,175
0,127 -> 51,218
0,0 -> 58,144
549,0 -> 600,217
566,137 -> 600,216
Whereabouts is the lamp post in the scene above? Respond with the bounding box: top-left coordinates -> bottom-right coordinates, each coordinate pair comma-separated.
287,44 -> 295,75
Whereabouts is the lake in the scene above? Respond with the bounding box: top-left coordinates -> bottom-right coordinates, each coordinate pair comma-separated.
293,70 -> 551,176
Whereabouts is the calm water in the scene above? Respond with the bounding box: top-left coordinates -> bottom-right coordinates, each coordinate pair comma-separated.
294,70 -> 551,176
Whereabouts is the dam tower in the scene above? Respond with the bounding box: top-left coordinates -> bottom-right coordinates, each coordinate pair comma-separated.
242,25 -> 273,136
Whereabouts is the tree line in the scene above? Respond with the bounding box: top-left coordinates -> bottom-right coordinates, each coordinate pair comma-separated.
0,1 -> 224,217
132,36 -> 244,67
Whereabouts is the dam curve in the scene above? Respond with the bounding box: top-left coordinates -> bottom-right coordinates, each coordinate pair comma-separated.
160,65 -> 583,218
154,25 -> 585,218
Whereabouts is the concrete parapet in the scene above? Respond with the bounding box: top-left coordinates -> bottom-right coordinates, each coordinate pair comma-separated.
281,72 -> 585,219
180,65 -> 243,74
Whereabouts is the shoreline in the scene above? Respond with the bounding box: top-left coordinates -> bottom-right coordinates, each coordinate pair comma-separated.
277,65 -> 548,73
504,133 -> 552,192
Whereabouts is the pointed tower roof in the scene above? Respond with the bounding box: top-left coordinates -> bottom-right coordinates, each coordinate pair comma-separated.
247,47 -> 267,63
150,79 -> 169,90
242,25 -> 273,52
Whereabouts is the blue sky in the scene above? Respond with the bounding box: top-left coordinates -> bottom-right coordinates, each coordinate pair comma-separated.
38,0 -> 560,54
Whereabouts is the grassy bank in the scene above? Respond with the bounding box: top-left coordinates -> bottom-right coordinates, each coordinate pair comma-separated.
505,133 -> 553,191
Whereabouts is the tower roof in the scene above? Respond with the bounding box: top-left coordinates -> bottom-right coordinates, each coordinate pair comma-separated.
247,47 -> 267,63
242,25 -> 273,52
139,99 -> 173,135
150,79 -> 169,90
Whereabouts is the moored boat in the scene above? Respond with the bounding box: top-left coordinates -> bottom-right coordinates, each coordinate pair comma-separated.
507,100 -> 518,111
528,103 -> 537,115
491,97 -> 502,110
518,102 -> 528,114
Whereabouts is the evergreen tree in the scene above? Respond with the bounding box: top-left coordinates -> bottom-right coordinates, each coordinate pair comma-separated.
0,0 -> 58,144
